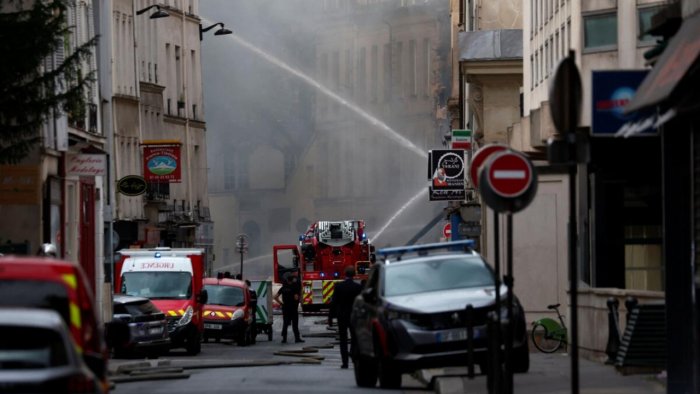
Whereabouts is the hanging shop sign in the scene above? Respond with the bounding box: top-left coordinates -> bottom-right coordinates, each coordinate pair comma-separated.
117,175 -> 147,196
143,143 -> 181,183
428,149 -> 466,201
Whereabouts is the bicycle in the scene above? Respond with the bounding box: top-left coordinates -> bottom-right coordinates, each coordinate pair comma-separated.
531,303 -> 568,353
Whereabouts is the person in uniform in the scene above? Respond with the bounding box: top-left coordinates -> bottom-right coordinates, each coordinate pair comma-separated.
245,279 -> 257,345
328,266 -> 363,368
274,273 -> 304,344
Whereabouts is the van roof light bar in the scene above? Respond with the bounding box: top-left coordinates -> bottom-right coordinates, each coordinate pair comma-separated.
377,239 -> 475,258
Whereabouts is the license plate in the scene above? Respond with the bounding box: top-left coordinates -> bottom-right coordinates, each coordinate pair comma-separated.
435,328 -> 468,343
148,326 -> 163,335
204,323 -> 222,330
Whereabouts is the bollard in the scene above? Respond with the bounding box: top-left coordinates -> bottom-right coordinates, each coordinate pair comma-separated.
625,297 -> 638,325
466,304 -> 475,379
485,311 -> 501,394
605,297 -> 621,364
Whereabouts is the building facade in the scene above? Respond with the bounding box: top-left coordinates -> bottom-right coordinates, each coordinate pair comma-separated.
0,0 -> 106,314
101,0 -> 212,279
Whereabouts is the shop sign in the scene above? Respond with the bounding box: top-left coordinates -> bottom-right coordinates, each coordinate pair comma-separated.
143,144 -> 181,183
66,154 -> 107,177
117,175 -> 147,196
592,70 -> 656,136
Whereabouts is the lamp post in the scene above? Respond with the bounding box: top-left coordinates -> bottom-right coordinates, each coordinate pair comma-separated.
235,234 -> 248,278
199,22 -> 233,41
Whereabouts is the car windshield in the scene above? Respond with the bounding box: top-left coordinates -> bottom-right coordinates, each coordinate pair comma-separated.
0,280 -> 70,324
383,256 -> 494,297
204,285 -> 245,307
121,272 -> 192,300
0,326 -> 68,369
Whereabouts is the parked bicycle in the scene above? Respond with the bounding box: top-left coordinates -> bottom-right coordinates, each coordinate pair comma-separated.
531,303 -> 567,353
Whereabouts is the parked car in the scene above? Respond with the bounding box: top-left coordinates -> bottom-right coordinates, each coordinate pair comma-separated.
0,308 -> 104,393
350,240 -> 529,389
202,277 -> 254,346
111,295 -> 170,358
0,256 -> 109,391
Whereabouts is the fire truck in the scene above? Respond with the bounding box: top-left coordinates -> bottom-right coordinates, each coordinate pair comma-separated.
273,220 -> 375,312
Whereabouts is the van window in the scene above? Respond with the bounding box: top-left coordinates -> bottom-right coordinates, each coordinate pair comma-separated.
0,280 -> 70,323
204,285 -> 245,307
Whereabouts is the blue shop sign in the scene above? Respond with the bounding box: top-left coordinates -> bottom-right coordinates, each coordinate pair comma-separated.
591,70 -> 656,136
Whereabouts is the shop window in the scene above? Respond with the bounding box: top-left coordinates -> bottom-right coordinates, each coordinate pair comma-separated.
583,12 -> 617,51
638,6 -> 663,44
624,225 -> 664,291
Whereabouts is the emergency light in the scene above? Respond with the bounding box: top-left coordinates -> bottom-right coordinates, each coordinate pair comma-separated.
154,252 -> 162,258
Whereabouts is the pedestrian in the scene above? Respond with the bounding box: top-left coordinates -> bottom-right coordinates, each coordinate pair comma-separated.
245,279 -> 257,345
274,273 -> 304,344
328,266 -> 363,369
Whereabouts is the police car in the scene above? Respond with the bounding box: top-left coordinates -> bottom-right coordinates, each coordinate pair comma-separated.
350,240 -> 529,389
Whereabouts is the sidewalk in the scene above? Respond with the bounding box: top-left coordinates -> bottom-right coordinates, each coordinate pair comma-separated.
419,352 -> 666,394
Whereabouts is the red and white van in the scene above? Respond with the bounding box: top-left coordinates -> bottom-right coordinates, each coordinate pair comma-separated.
202,277 -> 254,346
115,248 -> 207,355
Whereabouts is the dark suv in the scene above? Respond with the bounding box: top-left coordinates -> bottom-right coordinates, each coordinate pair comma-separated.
111,295 -> 170,358
350,240 -> 529,388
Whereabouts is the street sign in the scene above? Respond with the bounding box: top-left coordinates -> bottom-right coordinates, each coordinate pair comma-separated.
451,129 -> 473,150
487,151 -> 534,198
478,150 -> 538,213
442,223 -> 452,238
550,51 -> 582,134
470,144 -> 508,189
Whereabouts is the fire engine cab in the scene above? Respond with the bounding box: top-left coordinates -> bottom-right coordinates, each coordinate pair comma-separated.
273,220 -> 374,312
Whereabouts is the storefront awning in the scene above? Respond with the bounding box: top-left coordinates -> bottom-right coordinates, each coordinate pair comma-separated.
624,12 -> 700,113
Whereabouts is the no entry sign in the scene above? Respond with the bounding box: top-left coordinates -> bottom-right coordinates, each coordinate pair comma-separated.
470,144 -> 507,189
478,150 -> 537,213
442,223 -> 451,238
487,152 -> 534,198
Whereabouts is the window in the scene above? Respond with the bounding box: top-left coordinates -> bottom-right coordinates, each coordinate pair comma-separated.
583,12 -> 617,50
530,55 -> 534,90
345,49 -> 353,97
395,42 -> 403,95
357,47 -> 366,101
638,6 -> 663,44
383,43 -> 391,101
408,40 -> 416,96
535,51 -> 539,86
371,45 -> 378,102
423,38 -> 430,96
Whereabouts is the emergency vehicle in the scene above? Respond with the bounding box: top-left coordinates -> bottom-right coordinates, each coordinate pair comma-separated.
115,248 -> 207,355
0,256 -> 109,391
273,220 -> 374,312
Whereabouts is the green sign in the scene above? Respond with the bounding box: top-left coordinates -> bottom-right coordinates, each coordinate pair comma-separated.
117,175 -> 147,196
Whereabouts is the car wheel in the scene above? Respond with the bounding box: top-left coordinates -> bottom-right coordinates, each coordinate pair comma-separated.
185,333 -> 201,355
378,360 -> 401,389
513,342 -> 530,373
268,327 -> 273,341
203,335 -> 209,343
353,355 -> 377,387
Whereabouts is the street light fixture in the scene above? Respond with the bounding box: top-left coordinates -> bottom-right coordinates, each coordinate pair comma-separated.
135,5 -> 169,19
199,22 -> 232,41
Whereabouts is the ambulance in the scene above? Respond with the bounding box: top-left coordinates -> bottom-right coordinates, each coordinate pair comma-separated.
115,248 -> 207,355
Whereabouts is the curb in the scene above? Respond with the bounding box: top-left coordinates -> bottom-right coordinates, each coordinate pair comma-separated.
111,372 -> 190,383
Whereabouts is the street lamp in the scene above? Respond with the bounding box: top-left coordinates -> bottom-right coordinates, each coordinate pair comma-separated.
136,5 -> 169,19
199,22 -> 232,41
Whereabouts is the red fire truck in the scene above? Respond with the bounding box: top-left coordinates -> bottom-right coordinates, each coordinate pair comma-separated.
115,248 -> 207,355
273,220 -> 374,312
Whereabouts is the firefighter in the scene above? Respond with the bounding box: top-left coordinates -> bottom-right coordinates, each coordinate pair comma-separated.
274,273 -> 304,344
245,279 -> 257,345
328,266 -> 363,369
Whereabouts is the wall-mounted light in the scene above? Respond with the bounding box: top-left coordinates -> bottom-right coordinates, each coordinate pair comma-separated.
136,5 -> 169,19
200,22 -> 232,41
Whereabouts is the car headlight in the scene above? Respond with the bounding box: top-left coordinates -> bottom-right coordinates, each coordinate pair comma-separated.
178,306 -> 193,326
231,309 -> 244,320
386,309 -> 411,321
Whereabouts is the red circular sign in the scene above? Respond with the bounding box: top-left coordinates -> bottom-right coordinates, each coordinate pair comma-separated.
442,223 -> 452,238
486,151 -> 534,198
470,144 -> 507,189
